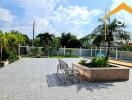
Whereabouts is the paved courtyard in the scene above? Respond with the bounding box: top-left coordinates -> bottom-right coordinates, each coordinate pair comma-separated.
0,58 -> 132,100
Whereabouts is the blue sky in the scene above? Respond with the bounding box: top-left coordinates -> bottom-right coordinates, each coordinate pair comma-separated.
0,0 -> 132,39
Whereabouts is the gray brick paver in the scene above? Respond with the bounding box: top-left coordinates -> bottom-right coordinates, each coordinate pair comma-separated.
0,58 -> 132,100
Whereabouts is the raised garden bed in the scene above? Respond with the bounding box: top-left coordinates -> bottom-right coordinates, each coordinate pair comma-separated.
73,63 -> 129,82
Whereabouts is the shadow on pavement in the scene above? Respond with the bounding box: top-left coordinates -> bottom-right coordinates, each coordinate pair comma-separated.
46,73 -> 116,92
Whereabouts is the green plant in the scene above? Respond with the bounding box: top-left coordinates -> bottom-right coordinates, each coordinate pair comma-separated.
49,56 -> 79,58
8,50 -> 17,62
120,45 -> 132,51
79,59 -> 87,66
91,56 -> 108,67
30,47 -> 38,56
66,48 -> 73,56
1,47 -> 17,62
1,48 -> 9,61
79,57 -> 110,68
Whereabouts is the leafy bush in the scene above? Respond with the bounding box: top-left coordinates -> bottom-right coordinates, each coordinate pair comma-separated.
1,48 -> 9,61
1,48 -> 17,62
66,48 -> 73,56
79,59 -> 87,66
79,57 -> 108,68
30,47 -> 38,56
119,45 -> 132,51
7,50 -> 17,62
91,57 -> 107,67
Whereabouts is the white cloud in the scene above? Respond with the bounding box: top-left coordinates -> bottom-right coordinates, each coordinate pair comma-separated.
1,0 -> 102,38
12,0 -> 67,18
111,0 -> 132,25
51,5 -> 101,36
0,7 -> 14,23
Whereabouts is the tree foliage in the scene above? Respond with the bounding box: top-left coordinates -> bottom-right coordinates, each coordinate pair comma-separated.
60,33 -> 82,48
92,19 -> 131,60
36,32 -> 54,56
92,19 -> 131,47
0,30 -> 30,62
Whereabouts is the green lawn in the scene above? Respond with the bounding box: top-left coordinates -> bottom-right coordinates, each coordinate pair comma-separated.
49,56 -> 80,58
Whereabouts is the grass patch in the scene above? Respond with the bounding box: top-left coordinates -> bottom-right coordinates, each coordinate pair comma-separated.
21,55 -> 80,58
49,56 -> 80,58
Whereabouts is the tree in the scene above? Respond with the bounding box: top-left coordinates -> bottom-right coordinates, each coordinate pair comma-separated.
52,37 -> 60,56
0,31 -> 8,62
92,19 -> 131,60
0,30 -> 30,62
9,30 -> 30,45
60,33 -> 82,48
36,32 -> 54,56
80,33 -> 98,48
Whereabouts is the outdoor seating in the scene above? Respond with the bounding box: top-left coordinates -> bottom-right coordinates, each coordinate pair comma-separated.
57,59 -> 80,83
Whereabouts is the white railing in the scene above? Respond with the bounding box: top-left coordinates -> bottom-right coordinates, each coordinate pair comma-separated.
18,44 -> 132,59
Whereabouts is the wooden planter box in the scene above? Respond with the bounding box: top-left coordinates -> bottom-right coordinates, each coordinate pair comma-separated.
73,63 -> 129,82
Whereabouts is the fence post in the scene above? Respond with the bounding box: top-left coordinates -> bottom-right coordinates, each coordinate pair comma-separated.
80,47 -> 82,57
121,51 -> 123,59
116,47 -> 118,59
100,47 -> 102,53
95,47 -> 97,56
18,44 -> 20,57
26,44 -> 29,55
64,46 -> 66,56
91,47 -> 93,57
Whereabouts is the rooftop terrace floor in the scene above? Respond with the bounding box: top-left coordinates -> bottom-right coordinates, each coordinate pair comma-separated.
0,58 -> 132,100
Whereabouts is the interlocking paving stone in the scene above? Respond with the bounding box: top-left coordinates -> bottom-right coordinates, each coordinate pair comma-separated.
0,58 -> 132,100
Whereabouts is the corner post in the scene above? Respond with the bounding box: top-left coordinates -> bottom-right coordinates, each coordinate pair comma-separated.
80,47 -> 82,57
64,46 -> 66,56
18,44 -> 21,57
91,47 -> 93,58
116,47 -> 118,59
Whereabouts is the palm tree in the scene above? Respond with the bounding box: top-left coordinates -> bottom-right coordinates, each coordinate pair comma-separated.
92,19 -> 130,61
80,33 -> 97,48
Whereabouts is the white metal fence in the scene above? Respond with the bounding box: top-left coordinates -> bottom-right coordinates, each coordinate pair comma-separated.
18,45 -> 132,60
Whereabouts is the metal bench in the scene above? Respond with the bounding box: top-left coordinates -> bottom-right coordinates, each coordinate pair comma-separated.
57,59 -> 80,83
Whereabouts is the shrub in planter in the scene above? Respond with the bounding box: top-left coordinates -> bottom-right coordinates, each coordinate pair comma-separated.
79,59 -> 87,66
79,57 -> 108,68
91,57 -> 108,67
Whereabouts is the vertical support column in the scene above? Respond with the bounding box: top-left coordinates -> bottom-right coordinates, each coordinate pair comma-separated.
100,47 -> 102,53
79,47 -> 82,57
95,47 -> 97,56
26,44 -> 29,55
121,51 -> 123,59
116,47 -> 118,59
91,47 -> 93,58
0,38 -> 3,62
64,46 -> 66,56
18,44 -> 20,57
